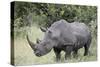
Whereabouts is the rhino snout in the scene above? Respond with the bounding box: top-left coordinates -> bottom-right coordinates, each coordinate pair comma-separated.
35,51 -> 42,57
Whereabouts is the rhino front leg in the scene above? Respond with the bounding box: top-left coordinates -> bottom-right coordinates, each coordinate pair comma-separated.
65,51 -> 71,60
53,47 -> 61,62
73,49 -> 78,58
65,46 -> 73,60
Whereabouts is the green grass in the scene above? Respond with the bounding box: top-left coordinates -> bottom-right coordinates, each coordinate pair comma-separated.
13,26 -> 97,66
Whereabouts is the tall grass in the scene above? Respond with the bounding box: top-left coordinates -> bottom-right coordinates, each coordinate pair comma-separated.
14,25 -> 97,66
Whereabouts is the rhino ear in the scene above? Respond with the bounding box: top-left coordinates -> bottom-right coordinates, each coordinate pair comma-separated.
36,38 -> 41,44
40,27 -> 47,32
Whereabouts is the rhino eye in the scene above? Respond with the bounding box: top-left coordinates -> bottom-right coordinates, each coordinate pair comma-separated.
43,44 -> 46,46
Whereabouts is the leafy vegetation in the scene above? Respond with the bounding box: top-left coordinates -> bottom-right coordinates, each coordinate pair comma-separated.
11,1 -> 97,66
13,2 -> 97,27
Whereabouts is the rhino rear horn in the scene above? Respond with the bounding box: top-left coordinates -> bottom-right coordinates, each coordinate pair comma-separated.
36,38 -> 41,44
26,34 -> 35,50
40,27 -> 47,32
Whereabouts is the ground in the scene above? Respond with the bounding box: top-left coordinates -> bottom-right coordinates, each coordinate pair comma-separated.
13,26 -> 97,66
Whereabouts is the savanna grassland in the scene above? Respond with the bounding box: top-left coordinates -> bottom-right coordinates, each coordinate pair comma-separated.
14,26 -> 97,66
11,1 -> 97,66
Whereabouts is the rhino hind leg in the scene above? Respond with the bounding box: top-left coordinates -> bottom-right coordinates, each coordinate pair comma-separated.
84,44 -> 90,56
84,38 -> 91,56
53,47 -> 61,62
84,42 -> 91,56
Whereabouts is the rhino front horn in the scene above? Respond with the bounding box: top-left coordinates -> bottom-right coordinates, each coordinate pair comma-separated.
26,34 -> 35,50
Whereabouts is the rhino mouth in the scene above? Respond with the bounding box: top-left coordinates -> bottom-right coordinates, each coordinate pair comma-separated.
35,50 -> 51,57
36,54 -> 41,57
35,52 -> 42,57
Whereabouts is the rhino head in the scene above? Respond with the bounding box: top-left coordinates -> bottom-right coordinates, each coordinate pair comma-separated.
26,27 -> 60,57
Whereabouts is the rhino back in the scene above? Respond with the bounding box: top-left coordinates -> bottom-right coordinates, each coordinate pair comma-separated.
49,19 -> 77,45
71,22 -> 91,42
49,20 -> 91,46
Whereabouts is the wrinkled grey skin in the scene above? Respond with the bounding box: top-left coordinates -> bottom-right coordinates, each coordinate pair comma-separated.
26,19 -> 92,61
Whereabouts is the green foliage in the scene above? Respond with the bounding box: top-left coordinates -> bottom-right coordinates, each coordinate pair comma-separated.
13,2 -> 97,28
89,20 -> 97,37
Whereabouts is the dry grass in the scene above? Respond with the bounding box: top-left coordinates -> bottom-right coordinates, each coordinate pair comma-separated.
13,26 -> 97,66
